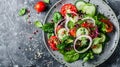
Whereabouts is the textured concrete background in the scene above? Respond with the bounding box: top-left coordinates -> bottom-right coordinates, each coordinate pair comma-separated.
0,0 -> 120,67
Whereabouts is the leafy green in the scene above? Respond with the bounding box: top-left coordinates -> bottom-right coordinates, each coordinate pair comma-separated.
94,15 -> 106,33
64,50 -> 79,62
42,23 -> 54,33
18,8 -> 27,16
57,43 -> 66,50
47,33 -> 54,38
79,52 -> 88,59
34,21 -> 43,28
44,0 -> 50,3
96,13 -> 107,20
58,50 -> 66,55
83,51 -> 94,62
57,36 -> 74,55
81,37 -> 88,46
83,56 -> 89,62
101,23 -> 106,33
53,12 -> 62,23
57,36 -> 73,50
61,36 -> 74,44
67,13 -> 72,17
67,21 -> 74,29
77,20 -> 84,24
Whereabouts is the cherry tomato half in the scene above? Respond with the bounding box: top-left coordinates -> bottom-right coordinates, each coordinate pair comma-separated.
60,3 -> 77,16
48,36 -> 59,50
100,19 -> 114,33
69,27 -> 77,37
34,1 -> 46,13
81,22 -> 94,28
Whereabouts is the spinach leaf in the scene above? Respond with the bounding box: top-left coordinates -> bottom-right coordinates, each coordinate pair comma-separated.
58,49 -> 66,55
53,12 -> 62,23
94,16 -> 106,33
42,23 -> 54,33
57,43 -> 66,50
64,50 -> 79,62
57,36 -> 74,55
77,20 -> 84,24
47,33 -> 54,38
96,13 -> 107,20
83,51 -> 94,62
61,36 -> 74,44
67,21 -> 74,29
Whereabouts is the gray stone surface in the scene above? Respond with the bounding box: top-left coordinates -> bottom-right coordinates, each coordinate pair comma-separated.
0,0 -> 119,67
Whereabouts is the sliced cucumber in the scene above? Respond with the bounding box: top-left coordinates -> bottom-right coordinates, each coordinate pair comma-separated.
82,4 -> 96,16
93,38 -> 101,45
92,44 -> 102,54
99,33 -> 106,42
82,16 -> 96,26
70,16 -> 78,23
76,27 -> 89,37
66,14 -> 78,23
58,28 -> 68,40
75,1 -> 86,11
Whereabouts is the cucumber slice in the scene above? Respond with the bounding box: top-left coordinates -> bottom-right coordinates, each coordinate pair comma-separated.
70,16 -> 78,23
58,28 -> 68,40
92,44 -> 102,54
76,27 -> 89,37
75,1 -> 86,11
82,4 -> 96,16
82,16 -> 96,26
93,38 -> 101,45
99,33 -> 106,42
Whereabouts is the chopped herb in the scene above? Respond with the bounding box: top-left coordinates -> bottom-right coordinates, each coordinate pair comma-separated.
53,12 -> 62,23
68,21 -> 74,29
34,21 -> 43,28
42,23 -> 54,33
63,50 -> 79,62
18,8 -> 27,16
47,33 -> 54,38
44,0 -> 50,3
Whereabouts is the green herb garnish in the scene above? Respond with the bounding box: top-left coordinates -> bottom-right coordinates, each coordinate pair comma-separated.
18,8 -> 27,16
34,21 -> 43,28
42,23 -> 54,33
44,0 -> 50,3
53,12 -> 62,23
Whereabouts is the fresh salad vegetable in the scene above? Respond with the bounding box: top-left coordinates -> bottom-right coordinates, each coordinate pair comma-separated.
18,8 -> 27,16
34,1 -> 46,13
52,12 -> 62,23
44,0 -> 50,4
60,3 -> 77,16
34,21 -> 43,28
39,1 -> 114,63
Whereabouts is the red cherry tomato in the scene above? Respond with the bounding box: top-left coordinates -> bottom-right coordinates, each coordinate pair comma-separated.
100,19 -> 114,33
48,36 -> 59,50
60,3 -> 77,16
69,27 -> 77,37
81,22 -> 94,28
34,1 -> 46,13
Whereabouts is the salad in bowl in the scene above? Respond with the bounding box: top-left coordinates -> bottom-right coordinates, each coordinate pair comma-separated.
41,0 -> 114,63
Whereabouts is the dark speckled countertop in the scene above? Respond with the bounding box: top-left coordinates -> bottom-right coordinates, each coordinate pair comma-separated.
0,0 -> 120,67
